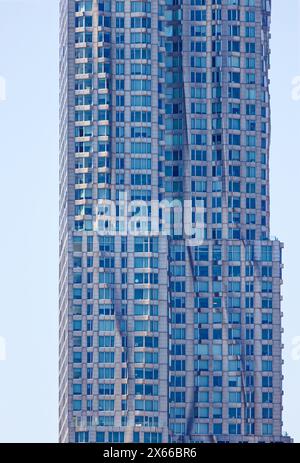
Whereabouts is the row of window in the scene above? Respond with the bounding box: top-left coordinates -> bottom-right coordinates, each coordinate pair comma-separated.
75,431 -> 161,444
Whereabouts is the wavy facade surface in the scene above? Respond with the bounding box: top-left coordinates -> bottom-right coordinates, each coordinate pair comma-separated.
59,0 -> 290,443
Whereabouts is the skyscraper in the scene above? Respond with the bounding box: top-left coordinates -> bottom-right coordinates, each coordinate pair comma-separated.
59,0 -> 290,443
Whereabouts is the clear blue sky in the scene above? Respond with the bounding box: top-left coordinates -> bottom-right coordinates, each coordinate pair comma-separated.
0,0 -> 299,443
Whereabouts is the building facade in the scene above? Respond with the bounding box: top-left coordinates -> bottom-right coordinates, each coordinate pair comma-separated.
59,0 -> 290,443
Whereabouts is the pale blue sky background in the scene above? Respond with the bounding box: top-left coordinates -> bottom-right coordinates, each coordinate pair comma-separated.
0,0 -> 299,443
